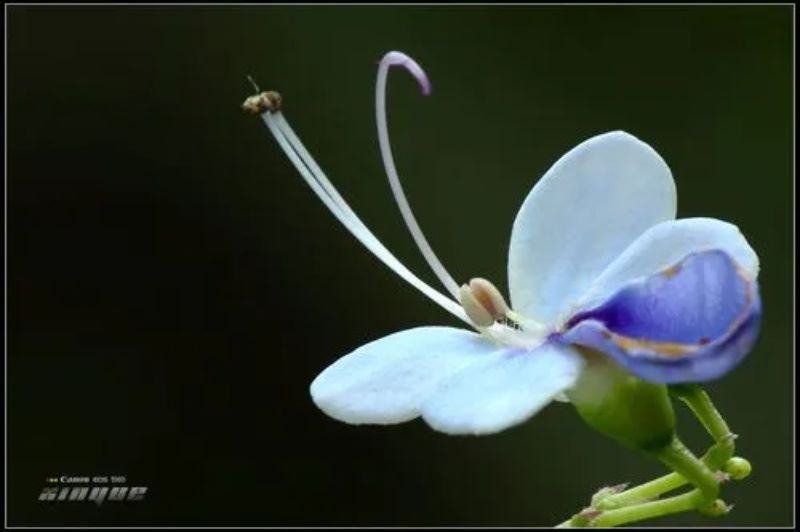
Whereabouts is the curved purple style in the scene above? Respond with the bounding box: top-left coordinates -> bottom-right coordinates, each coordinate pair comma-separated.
382,51 -> 432,96
553,250 -> 761,383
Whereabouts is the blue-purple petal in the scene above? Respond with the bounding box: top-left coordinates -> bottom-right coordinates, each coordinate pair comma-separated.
557,250 -> 761,383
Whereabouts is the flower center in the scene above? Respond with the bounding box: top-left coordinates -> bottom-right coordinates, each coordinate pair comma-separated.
457,276 -> 550,348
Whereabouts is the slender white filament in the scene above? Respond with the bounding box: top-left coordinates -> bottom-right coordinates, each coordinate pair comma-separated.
262,111 -> 469,323
375,53 -> 462,300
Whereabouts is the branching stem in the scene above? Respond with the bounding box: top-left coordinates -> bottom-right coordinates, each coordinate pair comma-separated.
557,386 -> 746,527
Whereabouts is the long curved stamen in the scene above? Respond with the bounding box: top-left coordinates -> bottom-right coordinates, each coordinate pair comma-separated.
375,51 -> 462,300
260,107 -> 469,323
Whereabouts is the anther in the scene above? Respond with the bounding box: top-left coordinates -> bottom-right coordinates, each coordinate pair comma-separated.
242,90 -> 283,114
458,278 -> 510,328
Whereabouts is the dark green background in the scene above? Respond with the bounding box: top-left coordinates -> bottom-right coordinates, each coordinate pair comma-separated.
8,5 -> 793,527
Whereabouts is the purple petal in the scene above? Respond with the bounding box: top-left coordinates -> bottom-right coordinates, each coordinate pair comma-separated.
557,250 -> 761,383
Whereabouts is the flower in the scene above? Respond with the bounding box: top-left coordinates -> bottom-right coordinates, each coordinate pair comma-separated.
251,51 -> 761,437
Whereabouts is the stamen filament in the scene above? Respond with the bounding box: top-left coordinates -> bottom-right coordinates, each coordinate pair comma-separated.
261,109 -> 469,323
375,51 -> 461,299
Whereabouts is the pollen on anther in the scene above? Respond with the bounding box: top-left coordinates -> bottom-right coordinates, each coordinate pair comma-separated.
242,91 -> 283,114
458,278 -> 509,328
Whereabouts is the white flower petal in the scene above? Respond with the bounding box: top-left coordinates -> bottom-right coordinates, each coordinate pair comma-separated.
508,131 -> 677,325
420,342 -> 585,435
576,217 -> 759,312
309,327 -> 495,425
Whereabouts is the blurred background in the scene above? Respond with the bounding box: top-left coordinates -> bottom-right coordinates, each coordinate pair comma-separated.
7,5 -> 793,527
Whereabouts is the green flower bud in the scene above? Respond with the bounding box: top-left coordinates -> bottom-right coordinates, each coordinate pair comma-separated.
566,348 -> 676,451
724,457 -> 752,480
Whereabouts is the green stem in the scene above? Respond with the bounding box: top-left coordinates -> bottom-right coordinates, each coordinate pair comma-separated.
558,438 -> 722,527
557,489 -> 721,528
557,386 -> 744,527
669,384 -> 736,468
652,436 -> 719,504
596,386 -> 737,512
591,489 -> 707,527
595,472 -> 685,510
669,384 -> 731,441
596,438 -> 732,510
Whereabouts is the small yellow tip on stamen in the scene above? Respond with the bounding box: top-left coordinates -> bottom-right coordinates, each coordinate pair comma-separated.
242,91 -> 283,114
458,278 -> 509,328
